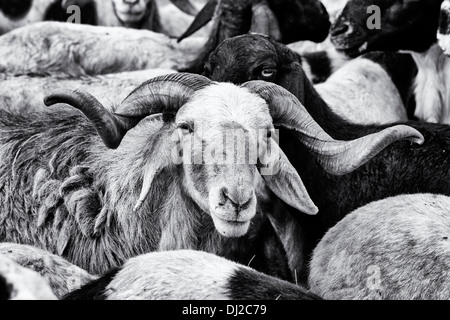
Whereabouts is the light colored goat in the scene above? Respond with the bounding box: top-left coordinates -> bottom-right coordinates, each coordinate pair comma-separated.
0,21 -> 205,77
309,193 -> 450,300
314,56 -> 408,124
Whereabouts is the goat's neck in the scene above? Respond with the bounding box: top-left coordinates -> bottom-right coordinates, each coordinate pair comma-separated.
408,43 -> 450,124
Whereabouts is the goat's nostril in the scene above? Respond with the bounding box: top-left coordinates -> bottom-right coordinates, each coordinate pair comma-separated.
330,23 -> 350,37
221,188 -> 252,210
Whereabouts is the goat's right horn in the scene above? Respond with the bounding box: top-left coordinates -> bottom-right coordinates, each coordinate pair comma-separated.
44,73 -> 212,149
242,81 -> 425,175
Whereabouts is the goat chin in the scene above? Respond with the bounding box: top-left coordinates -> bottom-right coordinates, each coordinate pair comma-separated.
211,216 -> 251,237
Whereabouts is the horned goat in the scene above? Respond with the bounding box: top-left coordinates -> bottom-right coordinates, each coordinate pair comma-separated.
0,73 -> 421,278
330,0 -> 450,124
309,193 -> 450,300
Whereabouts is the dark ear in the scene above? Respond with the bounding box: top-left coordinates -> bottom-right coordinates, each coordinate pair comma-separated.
273,41 -> 306,99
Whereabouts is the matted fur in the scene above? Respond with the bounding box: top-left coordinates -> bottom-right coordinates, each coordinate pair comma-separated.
0,82 -> 302,278
0,107 -> 222,274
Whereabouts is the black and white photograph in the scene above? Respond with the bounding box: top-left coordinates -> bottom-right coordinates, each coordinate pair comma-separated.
0,0 -> 448,308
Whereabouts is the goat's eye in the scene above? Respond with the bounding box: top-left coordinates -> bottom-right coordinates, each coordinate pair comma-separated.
178,123 -> 193,134
266,130 -> 273,139
261,68 -> 276,79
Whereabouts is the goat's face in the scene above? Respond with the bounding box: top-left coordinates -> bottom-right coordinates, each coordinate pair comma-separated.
45,74 -> 424,243
174,84 -> 275,237
112,0 -> 151,24
330,0 -> 442,57
205,34 -> 304,98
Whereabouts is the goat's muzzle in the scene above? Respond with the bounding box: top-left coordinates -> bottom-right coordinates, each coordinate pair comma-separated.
209,185 -> 257,237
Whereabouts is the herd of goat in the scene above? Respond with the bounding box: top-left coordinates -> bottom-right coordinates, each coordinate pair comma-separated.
2,0 -> 450,300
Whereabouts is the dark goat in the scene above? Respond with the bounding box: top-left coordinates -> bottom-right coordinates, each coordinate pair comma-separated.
204,33 -> 450,283
329,0 -> 450,124
179,0 -> 331,72
330,0 -> 443,57
205,34 -> 417,116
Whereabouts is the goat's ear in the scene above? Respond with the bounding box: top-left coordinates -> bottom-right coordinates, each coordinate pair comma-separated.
134,123 -> 177,212
250,0 -> 281,41
277,61 -> 306,100
260,142 -> 318,215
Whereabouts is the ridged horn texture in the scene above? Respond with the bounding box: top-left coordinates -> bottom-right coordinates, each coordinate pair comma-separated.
44,73 -> 212,149
170,0 -> 199,16
242,81 -> 425,175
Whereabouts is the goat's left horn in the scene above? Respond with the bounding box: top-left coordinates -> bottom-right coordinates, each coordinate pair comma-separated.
44,73 -> 212,149
242,81 -> 425,175
170,0 -> 199,16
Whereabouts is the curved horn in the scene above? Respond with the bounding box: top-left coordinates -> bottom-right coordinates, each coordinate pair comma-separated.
178,0 -> 218,42
242,81 -> 425,175
44,73 -> 212,149
170,0 -> 199,16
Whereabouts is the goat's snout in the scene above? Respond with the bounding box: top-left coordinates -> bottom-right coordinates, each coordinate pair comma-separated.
220,187 -> 253,212
330,21 -> 351,37
209,184 -> 257,238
